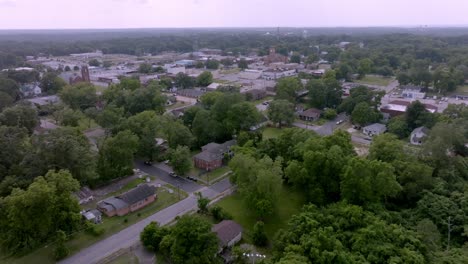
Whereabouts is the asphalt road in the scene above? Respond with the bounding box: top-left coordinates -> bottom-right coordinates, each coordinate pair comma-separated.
60,178 -> 232,264
134,160 -> 202,193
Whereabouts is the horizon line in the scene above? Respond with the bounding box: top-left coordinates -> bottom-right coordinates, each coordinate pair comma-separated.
2,25 -> 468,31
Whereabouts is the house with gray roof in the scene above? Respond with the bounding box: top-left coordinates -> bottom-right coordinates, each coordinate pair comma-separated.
193,140 -> 236,171
410,126 -> 429,145
212,220 -> 242,253
97,184 -> 156,217
363,123 -> 387,137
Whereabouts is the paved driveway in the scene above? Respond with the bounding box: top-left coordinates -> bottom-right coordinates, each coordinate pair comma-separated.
60,179 -> 232,264
134,160 -> 202,193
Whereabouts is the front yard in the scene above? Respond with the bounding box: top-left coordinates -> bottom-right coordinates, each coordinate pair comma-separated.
7,184 -> 185,264
355,75 -> 394,86
262,127 -> 283,139
216,185 -> 305,243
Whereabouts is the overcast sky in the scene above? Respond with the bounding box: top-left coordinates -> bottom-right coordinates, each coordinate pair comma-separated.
1,0 -> 467,29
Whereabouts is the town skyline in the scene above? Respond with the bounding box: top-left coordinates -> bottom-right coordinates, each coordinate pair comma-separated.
1,0 -> 468,29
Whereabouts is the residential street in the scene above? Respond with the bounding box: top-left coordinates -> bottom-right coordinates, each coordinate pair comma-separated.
59,178 -> 232,264
134,160 -> 202,193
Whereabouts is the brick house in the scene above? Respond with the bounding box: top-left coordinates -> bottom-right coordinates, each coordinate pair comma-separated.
193,140 -> 236,171
97,184 -> 156,217
298,108 -> 322,121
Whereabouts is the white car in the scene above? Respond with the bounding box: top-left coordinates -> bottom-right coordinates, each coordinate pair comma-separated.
336,120 -> 344,125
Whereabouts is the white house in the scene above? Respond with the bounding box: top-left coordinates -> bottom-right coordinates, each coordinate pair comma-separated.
262,68 -> 296,80
410,126 -> 429,145
363,123 -> 387,137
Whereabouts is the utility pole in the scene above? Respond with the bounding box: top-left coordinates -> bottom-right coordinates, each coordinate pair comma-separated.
447,216 -> 451,251
177,184 -> 180,201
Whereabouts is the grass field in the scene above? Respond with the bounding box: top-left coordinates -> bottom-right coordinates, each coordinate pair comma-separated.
355,75 -> 393,86
216,185 -> 305,242
7,186 -> 184,264
262,127 -> 283,139
165,101 -> 187,110
107,251 -> 139,264
454,85 -> 468,95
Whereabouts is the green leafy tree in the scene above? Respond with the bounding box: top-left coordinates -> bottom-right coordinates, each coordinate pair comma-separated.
119,77 -> 141,91
0,77 -> 20,101
175,73 -> 195,89
160,215 -> 219,264
0,126 -> 30,180
268,100 -> 295,128
97,130 -> 139,182
120,111 -> 162,161
24,127 -> 96,183
59,83 -> 97,111
58,107 -> 83,127
406,101 -> 435,131
341,158 -> 401,205
307,78 -> 342,109
197,192 -> 210,214
40,73 -> 67,94
0,104 -> 39,134
54,230 -> 69,260
196,71 -> 213,87
0,91 -> 14,111
351,102 -> 380,126
200,91 -> 223,109
227,102 -> 261,132
229,154 -> 283,218
140,221 -> 170,252
205,60 -> 220,70
0,170 -> 80,254
138,62 -> 153,73
387,116 -> 410,138
289,53 -> 301,63
169,146 -> 191,176
96,105 -> 125,133
275,77 -> 302,103
368,133 -> 404,163
323,108 -> 337,119
357,58 -> 373,77
252,221 -> 268,246
165,120 -> 194,148
238,58 -> 248,69
273,203 -> 426,264
88,59 -> 100,67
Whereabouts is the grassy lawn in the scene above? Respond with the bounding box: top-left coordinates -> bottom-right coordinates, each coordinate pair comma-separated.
216,185 -> 305,242
199,166 -> 231,184
262,127 -> 283,139
78,117 -> 99,132
355,75 -> 393,86
165,101 -> 187,110
250,96 -> 274,105
220,68 -> 241,74
213,79 -> 230,84
107,251 -> 139,264
453,85 -> 468,95
7,187 -> 184,264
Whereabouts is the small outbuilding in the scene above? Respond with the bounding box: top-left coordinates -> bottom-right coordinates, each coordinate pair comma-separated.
410,126 -> 429,145
363,123 -> 387,137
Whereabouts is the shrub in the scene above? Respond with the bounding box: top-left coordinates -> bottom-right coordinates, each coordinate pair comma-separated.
210,205 -> 233,221
252,221 -> 268,247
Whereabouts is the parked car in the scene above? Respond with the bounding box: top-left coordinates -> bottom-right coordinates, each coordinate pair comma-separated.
169,172 -> 177,177
164,160 -> 170,164
336,120 -> 344,125
144,161 -> 152,166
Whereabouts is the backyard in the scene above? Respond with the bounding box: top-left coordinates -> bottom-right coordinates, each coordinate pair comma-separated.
262,127 -> 283,139
216,185 -> 306,242
6,184 -> 185,264
355,75 -> 394,86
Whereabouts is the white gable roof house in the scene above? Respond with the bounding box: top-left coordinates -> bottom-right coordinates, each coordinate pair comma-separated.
363,123 -> 387,137
410,126 -> 429,145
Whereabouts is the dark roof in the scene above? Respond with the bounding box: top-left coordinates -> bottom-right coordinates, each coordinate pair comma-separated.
389,100 -> 412,106
117,184 -> 156,205
212,220 -> 242,247
100,197 -> 128,210
299,108 -> 322,118
195,140 -> 236,162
